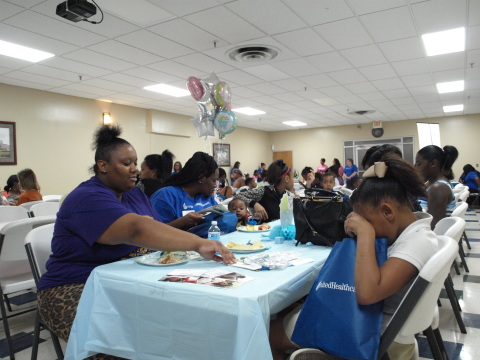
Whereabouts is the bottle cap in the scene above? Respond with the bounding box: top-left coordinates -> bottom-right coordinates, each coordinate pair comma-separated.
211,221 -> 217,225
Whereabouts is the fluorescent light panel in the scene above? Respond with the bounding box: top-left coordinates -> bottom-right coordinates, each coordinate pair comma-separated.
436,80 -> 464,94
422,27 -> 465,56
232,107 -> 266,115
283,121 -> 307,127
0,40 -> 54,62
443,104 -> 463,112
143,84 -> 190,97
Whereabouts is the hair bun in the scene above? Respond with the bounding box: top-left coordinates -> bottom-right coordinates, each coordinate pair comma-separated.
92,125 -> 122,150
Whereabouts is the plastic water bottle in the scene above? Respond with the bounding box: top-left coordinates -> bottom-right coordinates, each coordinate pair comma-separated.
207,221 -> 221,241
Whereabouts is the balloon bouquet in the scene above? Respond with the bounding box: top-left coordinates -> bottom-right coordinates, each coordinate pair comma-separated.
187,72 -> 237,139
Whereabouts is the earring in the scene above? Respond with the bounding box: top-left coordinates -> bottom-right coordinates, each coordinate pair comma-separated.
199,180 -> 202,184
101,170 -> 107,174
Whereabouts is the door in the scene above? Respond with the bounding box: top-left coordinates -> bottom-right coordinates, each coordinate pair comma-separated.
273,151 -> 292,169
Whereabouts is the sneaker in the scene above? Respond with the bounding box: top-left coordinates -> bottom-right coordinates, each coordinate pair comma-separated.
290,348 -> 342,360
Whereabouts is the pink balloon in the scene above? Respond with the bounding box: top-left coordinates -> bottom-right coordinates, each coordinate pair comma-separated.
186,76 -> 204,101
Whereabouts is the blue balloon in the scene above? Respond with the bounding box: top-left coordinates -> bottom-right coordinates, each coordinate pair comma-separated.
213,110 -> 237,135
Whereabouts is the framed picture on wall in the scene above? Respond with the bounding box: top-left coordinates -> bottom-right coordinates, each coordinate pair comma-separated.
0,121 -> 16,165
213,143 -> 230,167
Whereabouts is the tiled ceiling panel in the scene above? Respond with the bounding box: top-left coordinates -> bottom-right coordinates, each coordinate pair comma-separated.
0,0 -> 476,131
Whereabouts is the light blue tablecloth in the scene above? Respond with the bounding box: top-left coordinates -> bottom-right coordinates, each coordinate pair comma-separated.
65,223 -> 331,360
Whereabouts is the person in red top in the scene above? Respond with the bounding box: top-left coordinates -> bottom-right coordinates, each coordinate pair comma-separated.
16,168 -> 43,205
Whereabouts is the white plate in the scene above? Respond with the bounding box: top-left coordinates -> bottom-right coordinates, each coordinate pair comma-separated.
237,225 -> 271,233
229,246 -> 268,254
135,251 -> 190,266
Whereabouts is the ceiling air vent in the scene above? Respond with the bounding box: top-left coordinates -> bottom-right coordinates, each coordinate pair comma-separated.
347,110 -> 376,115
227,46 -> 279,62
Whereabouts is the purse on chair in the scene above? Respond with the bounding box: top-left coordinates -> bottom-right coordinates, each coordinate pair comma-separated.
293,189 -> 352,247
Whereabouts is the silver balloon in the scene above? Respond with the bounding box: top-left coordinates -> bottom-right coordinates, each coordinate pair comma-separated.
190,116 -> 215,138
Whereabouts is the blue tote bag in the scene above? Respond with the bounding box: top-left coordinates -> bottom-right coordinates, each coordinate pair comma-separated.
291,237 -> 388,360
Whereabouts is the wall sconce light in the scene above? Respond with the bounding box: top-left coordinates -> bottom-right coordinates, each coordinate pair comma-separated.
103,112 -> 112,125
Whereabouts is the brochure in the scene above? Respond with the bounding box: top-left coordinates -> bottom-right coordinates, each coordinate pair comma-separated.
159,268 -> 253,289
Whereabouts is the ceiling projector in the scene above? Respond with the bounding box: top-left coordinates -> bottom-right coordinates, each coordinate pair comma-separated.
56,0 -> 96,22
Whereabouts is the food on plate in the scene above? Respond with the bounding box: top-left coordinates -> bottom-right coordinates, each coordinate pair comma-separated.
258,225 -> 270,230
226,241 -> 264,251
159,251 -> 187,264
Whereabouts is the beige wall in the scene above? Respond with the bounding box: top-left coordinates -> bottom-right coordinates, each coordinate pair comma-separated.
0,83 -> 272,195
1,82 -> 478,196
271,115 -> 480,180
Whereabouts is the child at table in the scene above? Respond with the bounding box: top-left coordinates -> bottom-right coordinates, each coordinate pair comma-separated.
321,172 -> 336,191
269,156 -> 438,360
228,198 -> 251,227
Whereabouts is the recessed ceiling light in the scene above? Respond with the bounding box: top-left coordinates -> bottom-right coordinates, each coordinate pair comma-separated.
143,84 -> 190,97
443,104 -> 463,113
0,40 -> 54,62
422,27 -> 465,56
232,107 -> 266,115
436,80 -> 464,94
283,121 -> 307,127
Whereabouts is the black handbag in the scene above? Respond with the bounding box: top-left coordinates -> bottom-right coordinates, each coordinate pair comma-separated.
293,189 -> 352,247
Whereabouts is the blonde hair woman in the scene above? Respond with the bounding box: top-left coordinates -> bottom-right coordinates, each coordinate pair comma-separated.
16,168 -> 42,205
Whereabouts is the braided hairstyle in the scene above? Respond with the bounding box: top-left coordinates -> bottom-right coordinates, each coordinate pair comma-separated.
350,155 -> 426,210
91,125 -> 130,175
163,151 -> 217,187
417,145 -> 458,180
143,150 -> 174,184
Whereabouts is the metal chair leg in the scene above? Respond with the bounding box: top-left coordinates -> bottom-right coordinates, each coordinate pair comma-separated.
452,260 -> 460,275
444,278 -> 467,334
458,242 -> 470,273
0,289 -> 15,360
424,326 -> 444,360
30,310 -> 41,360
433,327 -> 449,360
463,230 -> 471,250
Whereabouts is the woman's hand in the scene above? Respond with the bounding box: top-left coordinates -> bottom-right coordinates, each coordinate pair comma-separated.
197,240 -> 236,264
253,203 -> 268,220
183,212 -> 205,228
344,212 -> 375,239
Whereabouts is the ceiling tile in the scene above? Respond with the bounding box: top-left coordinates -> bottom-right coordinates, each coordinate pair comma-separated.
100,73 -> 153,88
327,69 -> 367,85
271,78 -> 309,92
148,0 -> 218,17
348,0 -> 407,15
469,0 -> 480,26
0,76 -> 52,90
401,73 -> 434,87
283,0 -> 353,26
314,18 -> 373,50
382,88 -> 411,98
217,69 -> 262,86
184,6 -> 265,43
116,30 -> 194,59
298,74 -> 338,89
149,18 -> 225,52
148,60 -> 204,79
0,1 -> 23,20
41,57 -> 112,77
122,67 -> 180,84
428,52 -> 466,72
340,44 -> 387,67
372,78 -> 405,91
305,52 -> 353,73
60,83 -> 117,97
3,70 -> 69,87
379,37 -> 426,62
246,82 -> 286,95
467,25 -> 480,50
273,28 -> 334,57
88,40 -> 163,66
63,49 -> 136,72
358,63 -> 397,81
80,78 -> 136,93
271,58 -> 319,77
242,64 -> 290,82
4,11 -> 106,47
411,0 -> 467,34
174,53 -> 234,73
431,69 -> 465,83
343,81 -> 378,94
391,58 -> 430,76
225,0 -> 306,35
360,6 -> 417,42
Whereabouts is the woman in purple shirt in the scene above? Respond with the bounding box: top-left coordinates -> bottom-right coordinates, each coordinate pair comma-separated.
37,125 -> 234,351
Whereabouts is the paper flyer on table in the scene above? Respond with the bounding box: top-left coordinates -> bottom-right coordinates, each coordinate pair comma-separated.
159,268 -> 254,289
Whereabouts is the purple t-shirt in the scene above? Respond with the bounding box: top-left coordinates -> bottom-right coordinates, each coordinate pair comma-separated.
38,176 -> 161,291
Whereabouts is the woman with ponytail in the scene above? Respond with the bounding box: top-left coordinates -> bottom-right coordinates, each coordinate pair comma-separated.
415,145 -> 459,228
37,125 -> 234,349
137,150 -> 174,197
